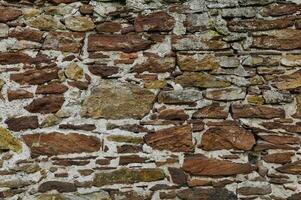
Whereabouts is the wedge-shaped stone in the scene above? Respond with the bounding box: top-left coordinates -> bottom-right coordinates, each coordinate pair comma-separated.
144,125 -> 193,152
201,125 -> 255,151
81,80 -> 156,119
22,132 -> 101,156
183,155 -> 254,176
93,168 -> 165,186
277,160 -> 301,175
88,34 -> 152,53
231,104 -> 285,119
0,127 -> 22,153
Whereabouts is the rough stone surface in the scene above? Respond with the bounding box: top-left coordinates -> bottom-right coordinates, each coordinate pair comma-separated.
144,125 -> 193,152
1,1 -> 301,199
22,132 -> 101,156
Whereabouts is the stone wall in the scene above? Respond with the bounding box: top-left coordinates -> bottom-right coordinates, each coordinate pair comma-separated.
0,0 -> 301,199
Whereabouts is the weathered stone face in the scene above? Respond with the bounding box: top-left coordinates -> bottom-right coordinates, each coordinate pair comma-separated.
88,34 -> 152,53
231,104 -> 285,119
22,132 -> 101,156
144,125 -> 193,152
93,168 -> 165,186
0,6 -> 22,22
0,127 -> 22,153
200,125 -> 256,151
25,95 -> 64,114
183,155 -> 254,176
81,80 -> 156,119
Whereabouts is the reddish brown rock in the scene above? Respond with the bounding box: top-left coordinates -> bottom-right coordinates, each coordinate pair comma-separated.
177,188 -> 237,200
24,95 -> 64,114
10,68 -> 59,85
259,135 -> 300,145
68,81 -> 89,90
168,167 -> 187,185
59,124 -> 96,131
293,94 -> 301,118
88,65 -> 119,78
22,132 -> 101,156
252,29 -> 301,50
119,155 -> 146,165
261,3 -> 300,17
254,142 -> 299,151
200,125 -> 255,151
157,109 -> 189,121
7,89 -> 33,101
274,69 -> 301,91
132,53 -> 175,73
38,181 -> 76,193
231,104 -> 285,119
43,31 -> 84,53
183,155 -> 254,176
0,52 -> 32,65
117,145 -> 143,154
5,116 -> 38,132
192,103 -> 228,119
0,6 -> 22,23
228,18 -> 294,32
135,11 -> 175,32
263,152 -> 293,164
88,34 -> 152,53
276,160 -> 301,175
261,122 -> 301,133
144,125 -> 193,152
36,83 -> 68,94
96,22 -> 122,33
9,27 -> 44,42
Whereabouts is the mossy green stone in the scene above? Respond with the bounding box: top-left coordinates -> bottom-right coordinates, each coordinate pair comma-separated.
0,127 -> 22,153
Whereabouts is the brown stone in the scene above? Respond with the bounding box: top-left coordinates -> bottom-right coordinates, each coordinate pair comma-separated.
5,116 -> 38,132
158,89 -> 203,105
177,53 -> 219,71
96,22 -> 122,33
204,87 -> 246,101
117,145 -> 143,154
0,52 -> 32,65
144,125 -> 193,152
276,160 -> 301,175
183,155 -> 254,176
81,80 -> 156,119
175,72 -> 230,88
231,104 -> 285,119
252,29 -> 301,50
132,53 -> 175,73
157,109 -> 189,121
7,89 -> 33,101
263,152 -> 293,164
228,18 -> 294,32
177,187 -> 237,200
237,182 -> 272,196
135,11 -> 175,32
168,167 -> 187,185
88,65 -> 119,78
119,155 -> 146,165
275,70 -> 301,91
0,6 -> 22,23
261,3 -> 300,17
79,4 -> 94,15
38,181 -> 76,193
68,81 -> 89,90
24,95 -> 64,114
22,132 -> 101,156
59,124 -> 96,131
88,34 -> 152,53
254,142 -> 298,151
261,122 -> 301,134
43,31 -> 84,53
9,27 -> 44,42
36,83 -> 68,94
192,103 -> 228,119
49,0 -> 77,4
293,94 -> 301,118
259,135 -> 300,145
10,68 -> 59,85
200,125 -> 255,151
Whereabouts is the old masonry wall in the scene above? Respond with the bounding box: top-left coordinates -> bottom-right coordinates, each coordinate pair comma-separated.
1,0 -> 301,199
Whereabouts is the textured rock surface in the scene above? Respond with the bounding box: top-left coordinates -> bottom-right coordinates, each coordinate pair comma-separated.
0,0 -> 301,199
